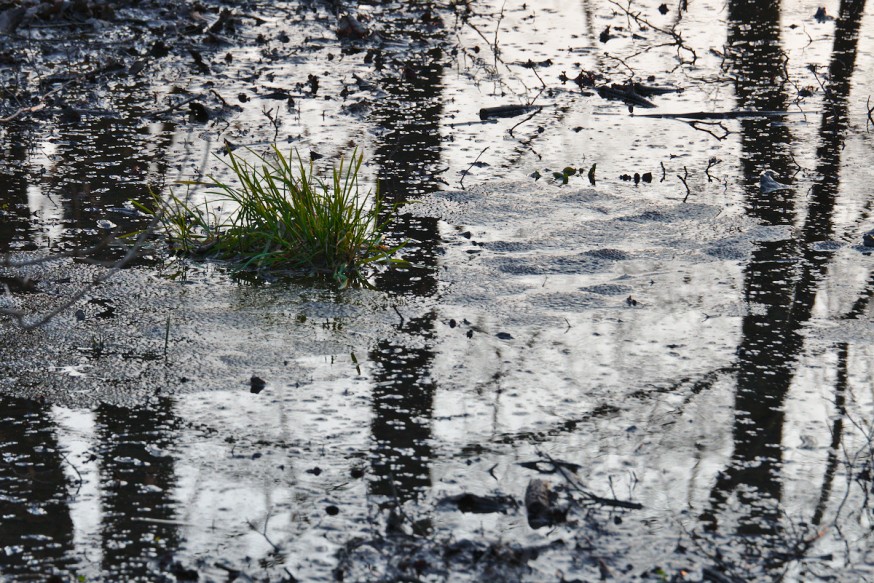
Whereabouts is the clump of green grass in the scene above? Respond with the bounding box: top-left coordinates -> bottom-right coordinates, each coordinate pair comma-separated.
139,146 -> 404,284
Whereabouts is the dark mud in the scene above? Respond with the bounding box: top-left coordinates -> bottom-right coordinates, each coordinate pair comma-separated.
3,0 -> 874,581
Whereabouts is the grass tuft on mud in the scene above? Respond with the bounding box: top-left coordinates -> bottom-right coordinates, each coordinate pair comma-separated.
140,146 -> 404,283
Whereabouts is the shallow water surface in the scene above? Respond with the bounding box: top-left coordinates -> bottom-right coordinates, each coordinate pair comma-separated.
2,0 -> 874,581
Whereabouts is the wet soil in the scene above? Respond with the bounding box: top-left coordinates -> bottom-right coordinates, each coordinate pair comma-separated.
3,0 -> 874,581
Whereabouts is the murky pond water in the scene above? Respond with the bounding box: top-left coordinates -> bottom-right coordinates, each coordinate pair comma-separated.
3,0 -> 874,580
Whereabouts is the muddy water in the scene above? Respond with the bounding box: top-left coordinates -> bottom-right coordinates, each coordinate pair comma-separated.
2,0 -> 874,580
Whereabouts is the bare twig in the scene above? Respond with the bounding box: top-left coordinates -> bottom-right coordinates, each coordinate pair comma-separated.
508,107 -> 540,138
606,0 -> 697,64
246,514 -> 281,553
0,198 -> 167,330
538,450 -> 643,510
460,146 -> 489,190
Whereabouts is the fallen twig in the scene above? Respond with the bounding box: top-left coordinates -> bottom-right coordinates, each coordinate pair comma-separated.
508,107 -> 540,137
537,450 -> 643,511
479,103 -> 541,119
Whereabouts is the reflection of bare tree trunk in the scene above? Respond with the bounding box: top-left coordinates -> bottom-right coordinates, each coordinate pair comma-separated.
0,126 -> 33,252
367,13 -> 444,503
96,400 -> 179,579
802,0 -> 866,529
0,395 -> 75,578
812,343 -> 847,526
701,1 -> 795,542
703,0 -> 867,569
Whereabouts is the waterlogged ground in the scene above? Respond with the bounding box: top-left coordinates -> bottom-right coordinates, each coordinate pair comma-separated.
3,0 -> 874,581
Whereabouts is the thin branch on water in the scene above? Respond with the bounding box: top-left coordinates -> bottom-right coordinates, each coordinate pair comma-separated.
392,305 -> 405,329
246,514 -> 281,553
0,213 -> 162,330
508,108 -> 540,138
537,449 -> 644,510
459,146 -> 489,190
607,0 -> 697,64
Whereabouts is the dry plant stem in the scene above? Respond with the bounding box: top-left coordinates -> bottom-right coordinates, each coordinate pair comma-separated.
1,60 -> 126,124
148,94 -> 200,118
0,79 -> 73,123
705,158 -> 721,182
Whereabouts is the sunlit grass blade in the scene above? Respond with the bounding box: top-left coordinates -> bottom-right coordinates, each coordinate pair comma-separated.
138,146 -> 405,284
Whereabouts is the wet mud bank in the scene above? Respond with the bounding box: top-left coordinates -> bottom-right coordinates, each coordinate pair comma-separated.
4,0 -> 874,581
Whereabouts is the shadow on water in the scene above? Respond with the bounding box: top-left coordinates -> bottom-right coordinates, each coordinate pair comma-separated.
367,10 -> 444,504
701,0 -> 867,572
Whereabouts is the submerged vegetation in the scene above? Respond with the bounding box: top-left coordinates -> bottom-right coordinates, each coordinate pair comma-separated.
139,146 -> 404,284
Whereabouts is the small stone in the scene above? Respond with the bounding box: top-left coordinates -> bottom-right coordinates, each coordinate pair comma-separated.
250,375 -> 266,394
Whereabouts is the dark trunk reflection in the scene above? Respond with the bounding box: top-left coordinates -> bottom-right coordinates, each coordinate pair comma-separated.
0,127 -> 36,252
0,395 -> 75,578
367,13 -> 444,503
95,399 -> 180,579
702,0 -> 795,542
703,0 -> 866,571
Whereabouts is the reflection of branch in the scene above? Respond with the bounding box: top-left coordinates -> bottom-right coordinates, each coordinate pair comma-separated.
508,108 -> 540,137
811,343 -> 847,526
246,513 -> 281,552
705,157 -> 722,182
689,120 -> 730,141
678,166 -> 691,201
606,0 -> 697,64
0,210 -> 163,330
